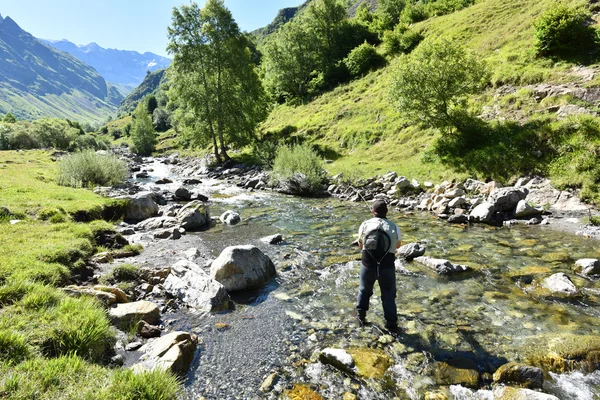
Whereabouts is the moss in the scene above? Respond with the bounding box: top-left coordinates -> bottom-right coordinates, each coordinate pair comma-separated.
433,360 -> 480,388
347,348 -> 393,379
525,334 -> 600,373
284,384 -> 324,400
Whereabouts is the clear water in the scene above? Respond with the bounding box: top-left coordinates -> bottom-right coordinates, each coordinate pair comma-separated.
135,160 -> 600,399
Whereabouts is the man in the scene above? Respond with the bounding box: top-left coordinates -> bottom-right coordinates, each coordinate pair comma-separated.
356,199 -> 401,331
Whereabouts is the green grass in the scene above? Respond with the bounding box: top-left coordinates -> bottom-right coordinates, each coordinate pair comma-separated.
257,0 -> 600,202
0,150 -> 179,398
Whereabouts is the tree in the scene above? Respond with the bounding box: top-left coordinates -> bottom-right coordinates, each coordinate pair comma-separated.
131,101 -> 156,156
3,113 -> 17,123
167,0 -> 268,163
390,39 -> 488,133
146,95 -> 158,115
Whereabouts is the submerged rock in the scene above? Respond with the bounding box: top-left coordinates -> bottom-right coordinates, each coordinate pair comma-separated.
524,334 -> 600,373
396,242 -> 426,261
163,260 -> 230,311
414,256 -> 471,275
347,348 -> 392,379
492,362 -> 543,389
492,387 -> 559,400
133,331 -> 198,377
541,273 -> 578,297
434,359 -> 480,388
210,245 -> 276,292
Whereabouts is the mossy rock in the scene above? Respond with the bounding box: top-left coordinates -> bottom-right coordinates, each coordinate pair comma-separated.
284,384 -> 324,400
524,334 -> 600,373
507,266 -> 552,281
347,348 -> 393,379
433,359 -> 480,388
492,362 -> 543,389
540,252 -> 570,263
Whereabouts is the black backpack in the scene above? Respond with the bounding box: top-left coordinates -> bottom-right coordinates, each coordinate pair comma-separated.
363,222 -> 392,266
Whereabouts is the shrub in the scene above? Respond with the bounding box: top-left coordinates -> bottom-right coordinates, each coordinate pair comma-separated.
271,143 -> 325,194
131,101 -> 157,156
0,331 -> 29,365
344,42 -> 386,77
534,2 -> 596,59
58,150 -> 128,188
110,264 -> 141,282
3,113 -> 17,123
400,3 -> 428,24
390,38 -> 489,133
382,25 -> 423,55
590,216 -> 600,226
252,140 -> 279,168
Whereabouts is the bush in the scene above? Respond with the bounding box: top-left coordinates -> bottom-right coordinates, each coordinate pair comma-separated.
534,2 -> 596,59
382,25 -> 423,55
390,38 -> 489,133
344,42 -> 386,77
58,150 -> 129,188
110,264 -> 141,282
400,3 -> 428,24
131,101 -> 156,156
271,143 -> 325,194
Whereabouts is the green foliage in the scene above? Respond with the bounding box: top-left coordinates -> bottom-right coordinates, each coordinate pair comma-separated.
153,108 -> 171,132
131,101 -> 157,156
0,331 -> 29,365
146,95 -> 158,114
58,150 -> 128,188
589,216 -> 600,226
109,264 -> 141,282
104,369 -> 181,399
3,113 -> 17,123
390,39 -> 489,132
344,42 -> 386,77
271,143 -> 325,193
168,0 -> 269,162
400,2 -> 429,24
118,69 -> 167,115
382,25 -> 423,55
533,2 -> 596,60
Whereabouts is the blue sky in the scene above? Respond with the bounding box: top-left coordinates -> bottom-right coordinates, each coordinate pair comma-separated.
1,0 -> 303,57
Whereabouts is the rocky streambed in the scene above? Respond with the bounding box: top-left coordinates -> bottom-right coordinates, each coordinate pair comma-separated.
82,155 -> 600,400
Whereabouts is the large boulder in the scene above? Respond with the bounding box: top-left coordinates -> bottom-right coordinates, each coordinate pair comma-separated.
134,331 -> 198,376
488,187 -> 529,212
210,245 -> 276,291
492,362 -> 543,389
123,192 -> 159,222
174,187 -> 192,201
575,258 -> 600,276
177,201 -> 209,231
514,200 -> 542,219
396,243 -> 426,261
469,202 -> 497,223
414,256 -> 471,275
163,260 -> 230,311
109,300 -> 160,329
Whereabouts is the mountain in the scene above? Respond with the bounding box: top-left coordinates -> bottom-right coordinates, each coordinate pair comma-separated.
118,69 -> 167,115
0,14 -> 121,121
41,39 -> 171,87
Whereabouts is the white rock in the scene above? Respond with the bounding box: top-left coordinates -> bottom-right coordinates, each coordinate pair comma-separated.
448,197 -> 467,208
123,192 -> 159,222
163,260 -> 230,311
575,258 -> 600,276
210,245 -> 276,291
424,181 -> 434,189
542,273 -> 578,297
109,300 -> 160,329
515,200 -> 542,219
134,331 -> 198,376
414,256 -> 471,275
220,210 -> 241,225
470,202 -> 497,223
319,348 -> 355,373
492,387 -> 559,400
444,188 -> 465,199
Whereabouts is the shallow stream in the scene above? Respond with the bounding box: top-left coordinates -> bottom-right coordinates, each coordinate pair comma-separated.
135,161 -> 600,399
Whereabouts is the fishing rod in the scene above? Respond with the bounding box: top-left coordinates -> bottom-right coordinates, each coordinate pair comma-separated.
349,185 -> 373,211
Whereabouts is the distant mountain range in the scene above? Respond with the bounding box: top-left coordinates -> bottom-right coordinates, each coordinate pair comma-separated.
0,14 -> 122,121
41,39 -> 171,87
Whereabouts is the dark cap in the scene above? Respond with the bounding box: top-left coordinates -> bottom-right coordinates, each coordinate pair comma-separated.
372,199 -> 388,217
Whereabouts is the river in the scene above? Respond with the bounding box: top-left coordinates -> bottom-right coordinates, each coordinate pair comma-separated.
131,160 -> 600,399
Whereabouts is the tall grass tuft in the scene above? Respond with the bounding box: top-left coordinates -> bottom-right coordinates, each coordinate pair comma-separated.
0,331 -> 30,365
104,369 -> 181,399
271,143 -> 325,195
58,150 -> 128,188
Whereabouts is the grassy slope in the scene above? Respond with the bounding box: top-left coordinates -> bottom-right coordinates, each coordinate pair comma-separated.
259,0 -> 592,183
0,150 -> 179,398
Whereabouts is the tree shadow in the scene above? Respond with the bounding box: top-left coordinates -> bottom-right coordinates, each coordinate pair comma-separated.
433,113 -> 553,181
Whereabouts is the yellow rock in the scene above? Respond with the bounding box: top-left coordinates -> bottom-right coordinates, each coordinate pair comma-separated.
434,360 -> 480,388
347,348 -> 393,379
525,334 -> 600,373
343,392 -> 358,400
284,384 -> 324,400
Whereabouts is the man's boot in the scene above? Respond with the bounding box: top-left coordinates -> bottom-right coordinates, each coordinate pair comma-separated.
357,310 -> 367,326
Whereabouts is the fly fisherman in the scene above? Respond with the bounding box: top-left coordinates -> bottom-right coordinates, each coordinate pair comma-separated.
356,199 -> 401,332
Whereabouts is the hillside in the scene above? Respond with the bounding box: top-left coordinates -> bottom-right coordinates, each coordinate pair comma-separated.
0,14 -> 120,121
117,69 -> 166,115
258,0 -> 600,195
41,39 -> 171,87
